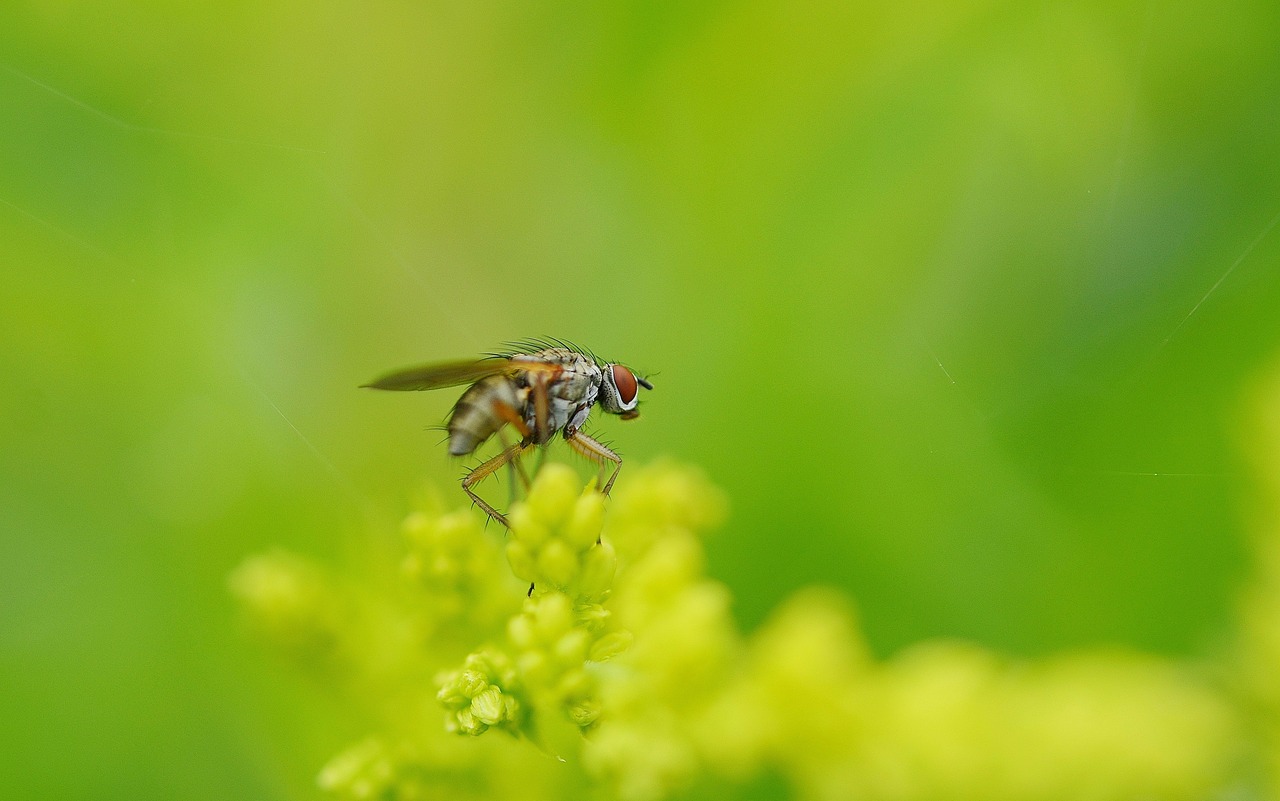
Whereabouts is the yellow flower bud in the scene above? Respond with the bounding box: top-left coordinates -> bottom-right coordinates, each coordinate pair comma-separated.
556,667 -> 592,700
505,540 -> 538,583
509,504 -> 551,547
589,630 -> 633,663
569,699 -> 601,728
577,541 -> 617,598
532,592 -> 574,642
470,686 -> 507,726
526,463 -> 579,527
553,629 -> 591,667
508,612 -> 536,649
564,492 -> 606,550
536,538 -> 578,587
518,649 -> 551,686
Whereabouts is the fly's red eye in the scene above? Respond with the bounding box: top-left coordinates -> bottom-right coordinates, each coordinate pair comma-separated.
612,365 -> 638,405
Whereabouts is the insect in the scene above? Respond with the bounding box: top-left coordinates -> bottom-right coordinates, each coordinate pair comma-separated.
363,340 -> 652,527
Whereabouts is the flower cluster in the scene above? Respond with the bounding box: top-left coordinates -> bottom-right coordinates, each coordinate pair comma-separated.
400,500 -> 521,647
436,649 -> 522,736
585,570 -> 1236,801
232,380 -> 1280,801
436,465 -> 633,754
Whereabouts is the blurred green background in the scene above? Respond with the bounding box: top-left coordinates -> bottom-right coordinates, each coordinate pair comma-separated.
3,1 -> 1279,798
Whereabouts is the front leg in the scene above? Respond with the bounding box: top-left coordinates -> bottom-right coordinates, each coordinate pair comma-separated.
564,430 -> 623,496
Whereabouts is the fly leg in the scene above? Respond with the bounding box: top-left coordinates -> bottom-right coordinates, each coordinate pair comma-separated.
495,373 -> 553,491
462,440 -> 533,528
495,429 -> 532,509
489,399 -> 534,496
565,431 -> 623,496
531,443 -> 550,480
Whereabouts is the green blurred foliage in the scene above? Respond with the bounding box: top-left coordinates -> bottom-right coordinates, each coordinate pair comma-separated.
1,1 -> 1278,798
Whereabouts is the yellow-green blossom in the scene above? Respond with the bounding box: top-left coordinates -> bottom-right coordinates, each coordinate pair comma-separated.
503,464 -> 614,597
436,649 -> 522,736
401,504 -> 520,642
317,734 -> 565,801
317,738 -> 446,801
602,459 -> 728,562
233,452 -> 1278,801
439,464 -> 634,749
854,645 -> 1234,801
581,469 -> 743,800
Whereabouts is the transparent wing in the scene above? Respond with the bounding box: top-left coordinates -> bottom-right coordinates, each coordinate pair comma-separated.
362,358 -> 511,391
361,357 -> 557,392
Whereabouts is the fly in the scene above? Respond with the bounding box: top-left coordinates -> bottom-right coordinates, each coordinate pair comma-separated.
363,340 -> 652,527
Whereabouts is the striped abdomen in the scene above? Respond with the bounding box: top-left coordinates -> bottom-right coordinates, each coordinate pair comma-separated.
447,375 -> 523,456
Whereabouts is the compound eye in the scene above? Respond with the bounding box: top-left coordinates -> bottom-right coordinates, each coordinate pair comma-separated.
611,364 -> 638,407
